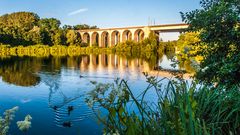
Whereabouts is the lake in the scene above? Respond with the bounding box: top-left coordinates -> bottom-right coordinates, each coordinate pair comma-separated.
0,53 -> 189,135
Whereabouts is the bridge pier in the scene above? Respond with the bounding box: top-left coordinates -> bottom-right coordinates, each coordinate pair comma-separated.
89,34 -> 92,47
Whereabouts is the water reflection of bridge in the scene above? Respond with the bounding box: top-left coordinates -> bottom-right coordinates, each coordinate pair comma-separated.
80,54 -> 151,72
76,54 -> 190,78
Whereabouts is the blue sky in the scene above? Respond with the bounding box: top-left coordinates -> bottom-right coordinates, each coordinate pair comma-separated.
0,0 -> 201,28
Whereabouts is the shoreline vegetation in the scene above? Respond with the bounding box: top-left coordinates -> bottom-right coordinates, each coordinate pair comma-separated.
86,75 -> 240,135
1,0 -> 240,134
0,42 -> 173,57
0,41 -> 197,76
0,11 -> 200,75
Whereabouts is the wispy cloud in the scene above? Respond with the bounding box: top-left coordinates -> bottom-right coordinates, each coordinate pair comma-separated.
68,8 -> 88,16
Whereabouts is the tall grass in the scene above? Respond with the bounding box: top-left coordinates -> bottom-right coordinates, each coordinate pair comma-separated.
86,74 -> 240,135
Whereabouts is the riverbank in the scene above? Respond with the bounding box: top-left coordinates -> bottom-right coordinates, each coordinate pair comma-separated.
0,45 -> 113,57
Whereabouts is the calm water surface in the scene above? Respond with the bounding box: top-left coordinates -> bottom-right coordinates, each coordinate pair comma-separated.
0,53 -> 183,135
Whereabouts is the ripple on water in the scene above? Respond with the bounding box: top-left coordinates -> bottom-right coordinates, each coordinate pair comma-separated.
49,94 -> 100,128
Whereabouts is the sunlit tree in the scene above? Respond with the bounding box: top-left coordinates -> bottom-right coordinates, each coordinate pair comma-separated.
181,0 -> 240,87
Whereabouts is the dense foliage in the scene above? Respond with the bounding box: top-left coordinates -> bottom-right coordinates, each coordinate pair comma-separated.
0,12 -> 97,46
72,24 -> 98,30
176,32 -> 201,59
174,32 -> 202,73
181,0 -> 240,87
86,75 -> 240,135
115,32 -> 159,53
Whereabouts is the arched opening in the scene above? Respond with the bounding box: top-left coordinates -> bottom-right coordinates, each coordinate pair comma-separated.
91,32 -> 99,47
122,30 -> 132,42
83,33 -> 90,45
111,31 -> 120,46
101,31 -> 109,47
134,29 -> 144,42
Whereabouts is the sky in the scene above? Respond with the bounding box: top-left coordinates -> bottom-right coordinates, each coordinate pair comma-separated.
0,0 -> 201,41
0,0 -> 201,28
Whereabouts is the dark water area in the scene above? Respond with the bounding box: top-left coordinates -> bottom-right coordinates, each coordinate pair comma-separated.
0,53 -> 190,135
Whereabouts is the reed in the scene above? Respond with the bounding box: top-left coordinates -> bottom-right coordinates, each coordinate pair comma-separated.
86,74 -> 240,135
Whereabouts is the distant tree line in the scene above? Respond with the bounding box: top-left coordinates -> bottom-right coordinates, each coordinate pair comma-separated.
0,12 -> 98,46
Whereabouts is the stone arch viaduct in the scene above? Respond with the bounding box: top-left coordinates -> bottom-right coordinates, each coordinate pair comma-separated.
77,23 -> 188,47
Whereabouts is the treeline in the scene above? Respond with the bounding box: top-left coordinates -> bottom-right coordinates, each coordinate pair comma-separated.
0,12 -> 98,46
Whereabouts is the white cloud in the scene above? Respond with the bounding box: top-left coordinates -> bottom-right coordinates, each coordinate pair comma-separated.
68,8 -> 88,16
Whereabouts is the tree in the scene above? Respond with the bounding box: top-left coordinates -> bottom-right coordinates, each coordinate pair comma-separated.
62,25 -> 73,31
0,12 -> 40,31
177,32 -> 200,53
38,18 -> 60,31
53,30 -> 65,45
38,18 -> 61,45
181,0 -> 240,87
141,31 -> 159,52
27,26 -> 44,44
73,24 -> 98,30
66,30 -> 81,45
176,32 -> 201,60
0,12 -> 97,46
0,12 -> 40,46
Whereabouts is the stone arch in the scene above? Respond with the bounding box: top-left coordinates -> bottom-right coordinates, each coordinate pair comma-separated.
101,31 -> 109,47
91,32 -> 100,47
77,32 -> 82,40
134,29 -> 145,42
83,32 -> 90,44
111,31 -> 120,46
122,30 -> 132,42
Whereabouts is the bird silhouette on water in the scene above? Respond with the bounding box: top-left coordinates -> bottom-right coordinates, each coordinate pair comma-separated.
67,106 -> 74,115
63,121 -> 72,127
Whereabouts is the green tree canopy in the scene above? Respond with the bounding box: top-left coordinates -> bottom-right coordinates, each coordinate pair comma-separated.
0,12 -> 40,31
38,18 -> 61,31
38,18 -> 62,45
0,12 -> 97,46
73,24 -> 98,30
181,0 -> 240,87
66,30 -> 81,45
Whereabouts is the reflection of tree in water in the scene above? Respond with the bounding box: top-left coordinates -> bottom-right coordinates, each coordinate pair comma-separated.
0,56 -> 95,127
0,54 -> 174,127
0,57 -> 41,87
39,61 -> 97,128
41,72 -> 82,108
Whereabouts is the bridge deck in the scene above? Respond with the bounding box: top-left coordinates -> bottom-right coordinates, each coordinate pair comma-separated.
78,23 -> 188,32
